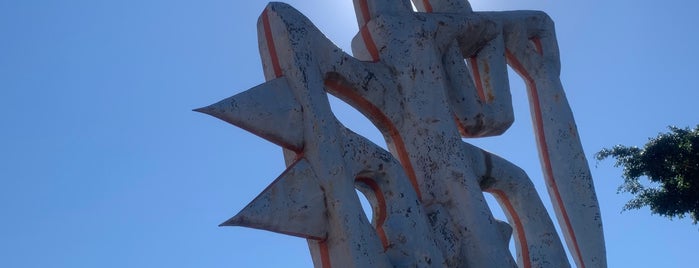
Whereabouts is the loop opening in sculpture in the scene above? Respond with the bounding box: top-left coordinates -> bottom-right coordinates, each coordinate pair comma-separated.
354,177 -> 389,249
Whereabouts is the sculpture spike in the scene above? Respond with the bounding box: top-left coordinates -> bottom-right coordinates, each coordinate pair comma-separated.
191,107 -> 209,113
194,77 -> 304,151
220,158 -> 328,240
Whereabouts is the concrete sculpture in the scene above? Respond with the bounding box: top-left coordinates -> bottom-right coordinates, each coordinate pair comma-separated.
196,0 -> 606,267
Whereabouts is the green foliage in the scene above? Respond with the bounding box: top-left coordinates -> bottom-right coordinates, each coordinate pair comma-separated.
596,126 -> 699,224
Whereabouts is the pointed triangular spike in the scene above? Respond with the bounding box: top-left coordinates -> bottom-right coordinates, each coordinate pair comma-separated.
221,158 -> 328,240
195,77 -> 303,151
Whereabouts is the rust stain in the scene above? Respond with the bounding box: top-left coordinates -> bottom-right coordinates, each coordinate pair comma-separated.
481,60 -> 495,103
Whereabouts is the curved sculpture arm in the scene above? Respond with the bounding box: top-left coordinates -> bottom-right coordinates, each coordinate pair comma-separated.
464,142 -> 570,268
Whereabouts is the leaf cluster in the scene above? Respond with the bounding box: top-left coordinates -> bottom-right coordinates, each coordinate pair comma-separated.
596,125 -> 699,224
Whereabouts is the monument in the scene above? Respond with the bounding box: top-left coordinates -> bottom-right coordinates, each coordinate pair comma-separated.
196,0 -> 606,267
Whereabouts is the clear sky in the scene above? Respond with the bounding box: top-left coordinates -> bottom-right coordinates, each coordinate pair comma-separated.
1,0 -> 697,267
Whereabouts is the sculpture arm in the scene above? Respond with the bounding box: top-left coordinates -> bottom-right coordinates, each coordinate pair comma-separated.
495,10 -> 607,268
465,142 -> 570,268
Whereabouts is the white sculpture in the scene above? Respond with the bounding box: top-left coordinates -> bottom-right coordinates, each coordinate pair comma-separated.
196,0 -> 606,267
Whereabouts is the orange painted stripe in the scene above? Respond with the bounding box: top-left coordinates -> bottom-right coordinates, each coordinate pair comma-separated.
318,240 -> 332,268
359,0 -> 371,27
260,9 -> 301,152
356,177 -> 389,249
487,189 -> 530,268
357,0 -> 379,62
261,9 -> 283,78
360,25 -> 380,62
469,56 -> 487,102
324,79 -> 422,200
505,48 -> 585,268
454,114 -> 470,137
422,0 -> 434,13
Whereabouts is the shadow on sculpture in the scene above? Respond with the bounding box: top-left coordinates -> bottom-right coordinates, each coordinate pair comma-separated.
196,0 -> 606,267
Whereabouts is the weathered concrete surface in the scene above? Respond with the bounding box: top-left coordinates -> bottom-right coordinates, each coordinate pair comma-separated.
196,1 -> 606,267
496,10 -> 606,267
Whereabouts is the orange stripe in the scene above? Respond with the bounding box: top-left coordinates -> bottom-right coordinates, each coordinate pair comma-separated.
469,56 -> 487,102
454,113 -> 470,137
357,0 -> 379,62
356,177 -> 389,249
319,240 -> 332,268
260,9 -> 299,151
487,189 -> 530,268
360,25 -> 380,62
324,79 -> 422,200
422,0 -> 433,13
261,9 -> 283,78
359,0 -> 371,26
505,48 -> 585,268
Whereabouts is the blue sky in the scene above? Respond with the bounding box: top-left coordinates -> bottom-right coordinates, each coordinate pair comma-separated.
1,0 -> 697,267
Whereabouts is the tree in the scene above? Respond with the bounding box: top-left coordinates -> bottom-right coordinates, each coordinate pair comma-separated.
595,125 -> 699,224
